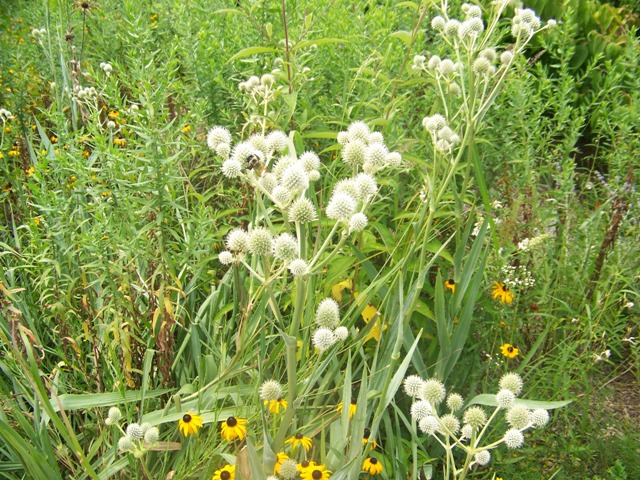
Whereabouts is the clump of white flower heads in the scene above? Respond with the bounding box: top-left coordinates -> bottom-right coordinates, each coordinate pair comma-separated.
423,115 -> 460,153
111,417 -> 161,457
501,264 -> 536,289
511,8 -> 542,39
99,62 -> 113,76
31,27 -> 47,39
260,380 -> 283,402
337,121 -> 401,173
207,126 -> 232,152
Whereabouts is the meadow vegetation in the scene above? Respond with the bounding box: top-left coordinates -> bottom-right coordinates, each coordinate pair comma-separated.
0,0 -> 638,479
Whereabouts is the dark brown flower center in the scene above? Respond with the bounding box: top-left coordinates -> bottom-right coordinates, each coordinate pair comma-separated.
226,416 -> 238,427
182,414 -> 192,423
301,461 -> 310,468
220,472 -> 231,480
312,470 -> 323,479
295,432 -> 303,439
369,458 -> 378,464
447,279 -> 455,284
508,346 -> 514,353
363,427 -> 371,439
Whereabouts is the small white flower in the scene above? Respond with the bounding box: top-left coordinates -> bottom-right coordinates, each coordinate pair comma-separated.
288,258 -> 308,277
313,327 -> 336,351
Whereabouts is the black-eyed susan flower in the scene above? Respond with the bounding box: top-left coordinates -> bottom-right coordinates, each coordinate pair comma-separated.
362,457 -> 383,475
285,432 -> 313,451
220,416 -> 247,442
300,464 -> 331,480
212,464 -> 235,480
500,343 -> 519,359
337,400 -> 357,419
362,427 -> 378,450
445,278 -> 456,293
297,460 -> 318,475
492,281 -> 514,304
264,398 -> 288,414
178,412 -> 203,437
274,452 -> 289,474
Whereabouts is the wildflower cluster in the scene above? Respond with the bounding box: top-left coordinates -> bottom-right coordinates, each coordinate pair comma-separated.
404,373 -> 550,476
500,264 -> 535,289
104,407 -> 160,458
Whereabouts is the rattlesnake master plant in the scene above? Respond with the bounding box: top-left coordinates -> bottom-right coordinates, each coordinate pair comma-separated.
405,372 -> 551,479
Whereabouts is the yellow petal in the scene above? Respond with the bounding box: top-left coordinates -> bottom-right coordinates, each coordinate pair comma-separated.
331,279 -> 352,302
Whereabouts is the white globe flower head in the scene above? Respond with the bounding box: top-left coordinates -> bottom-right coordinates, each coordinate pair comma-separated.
496,388 -> 515,409
460,424 -> 474,440
347,121 -> 370,142
386,151 -> 402,167
423,114 -> 447,133
337,131 -> 350,145
221,159 -> 243,178
349,213 -> 368,233
326,192 -> 357,221
308,169 -> 321,181
266,130 -> 288,153
427,55 -> 441,70
444,19 -> 461,37
218,251 -> 234,265
288,258 -> 308,277
315,298 -> 340,328
299,151 -> 321,171
463,406 -> 487,428
500,50 -> 514,65
261,172 -> 277,193
410,400 -> 432,420
531,408 -> 549,428
334,326 -> 349,341
126,423 -> 143,441
281,164 -> 309,193
248,134 -> 268,158
503,428 -> 525,449
422,379 -> 446,405
248,227 -> 273,256
216,142 -> 231,159
273,233 -> 299,262
144,427 -> 159,444
354,172 -> 378,199
272,156 -> 296,180
107,407 -> 122,424
335,179 -> 359,198
342,139 -> 367,167
439,414 -> 460,436
260,380 -> 284,401
272,186 -> 291,207
431,15 -> 446,29
207,126 -> 232,151
289,197 -> 317,223
226,228 -> 249,252
499,372 -> 523,396
446,393 -> 464,412
418,415 -> 440,435
313,327 -> 336,351
506,405 -> 531,430
118,436 -> 134,451
368,131 -> 384,144
475,450 -> 491,466
403,375 -> 426,397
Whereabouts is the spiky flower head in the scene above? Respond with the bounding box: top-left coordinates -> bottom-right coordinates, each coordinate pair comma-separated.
506,405 -> 531,430
226,229 -> 249,252
349,213 -> 368,233
428,55 -> 442,70
403,375 -> 426,398
337,131 -> 350,145
500,50 -> 514,65
308,170 -> 321,181
475,450 -> 491,466
106,407 -> 122,425
423,379 -> 446,405
480,48 -> 497,63
273,156 -> 297,181
219,251 -> 234,265
446,393 -> 464,412
289,259 -> 308,277
267,130 -> 288,153
439,414 -> 460,436
438,59 -> 457,75
347,121 -> 370,142
495,388 -> 515,409
249,227 -> 273,256
272,186 -> 291,207
289,197 -> 317,223
411,400 -> 433,421
368,132 -> 384,144
335,179 -> 359,198
273,233 -> 299,262
221,159 -> 243,178
444,19 -> 461,37
281,164 -> 310,193
334,326 -> 349,341
299,151 -> 321,171
315,298 -> 340,329
118,436 -> 134,451
326,192 -> 357,221
207,126 -> 232,151
499,373 -> 523,396
418,415 -> 440,435
462,406 -> 487,428
280,459 -> 299,480
423,114 -> 447,133
144,427 -> 159,444
503,428 -> 524,449
473,57 -> 494,76
354,173 -> 378,199
126,423 -> 143,441
260,380 -> 284,402
531,408 -> 549,428
342,140 -> 367,167
249,134 -> 268,158
216,143 -> 231,159
431,15 -> 446,29
233,142 -> 263,167
386,152 -> 402,167
313,327 -> 336,351
460,424 -> 474,439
